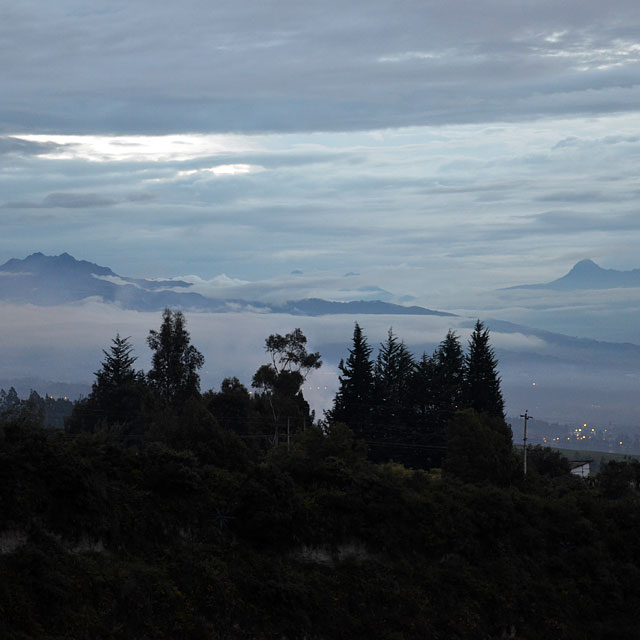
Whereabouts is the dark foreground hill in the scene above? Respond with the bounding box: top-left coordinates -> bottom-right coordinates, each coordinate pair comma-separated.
2,414 -> 640,639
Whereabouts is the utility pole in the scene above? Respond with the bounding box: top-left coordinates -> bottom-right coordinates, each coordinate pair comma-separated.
287,417 -> 291,452
520,410 -> 531,476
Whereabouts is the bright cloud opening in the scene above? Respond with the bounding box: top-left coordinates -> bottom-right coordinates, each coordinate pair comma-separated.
14,134 -> 258,163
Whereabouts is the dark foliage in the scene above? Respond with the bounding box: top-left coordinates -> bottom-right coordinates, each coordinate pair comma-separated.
3,314 -> 640,639
464,319 -> 505,418
2,412 -> 640,639
329,322 -> 375,440
147,308 -> 205,407
251,328 -> 320,440
67,334 -> 147,434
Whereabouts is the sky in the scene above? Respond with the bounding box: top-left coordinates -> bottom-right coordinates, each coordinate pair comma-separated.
2,0 -> 640,303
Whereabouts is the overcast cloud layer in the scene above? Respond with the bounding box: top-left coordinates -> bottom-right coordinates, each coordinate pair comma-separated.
3,1 -> 640,134
2,2 -> 640,344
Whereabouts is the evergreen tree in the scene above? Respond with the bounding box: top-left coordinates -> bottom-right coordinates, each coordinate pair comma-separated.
412,352 -> 435,424
464,320 -> 505,418
370,329 -> 415,461
409,351 -> 447,468
147,309 -> 205,406
374,329 -> 415,424
431,330 -> 466,427
67,334 -> 146,433
95,334 -> 138,391
329,322 -> 375,438
93,334 -> 146,422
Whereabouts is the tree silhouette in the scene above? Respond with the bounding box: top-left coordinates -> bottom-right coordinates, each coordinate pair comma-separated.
147,309 -> 204,406
464,320 -> 504,418
329,322 -> 375,438
95,334 -> 138,391
374,328 -> 415,426
252,328 -> 321,397
67,334 -> 146,432
431,330 -> 466,428
251,328 -> 321,430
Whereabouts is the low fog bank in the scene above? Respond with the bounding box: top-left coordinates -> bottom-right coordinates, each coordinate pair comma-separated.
440,286 -> 640,345
1,302 -> 638,430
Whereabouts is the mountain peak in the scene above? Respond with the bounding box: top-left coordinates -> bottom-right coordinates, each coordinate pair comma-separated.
506,259 -> 640,291
569,259 -> 601,273
0,252 -> 118,280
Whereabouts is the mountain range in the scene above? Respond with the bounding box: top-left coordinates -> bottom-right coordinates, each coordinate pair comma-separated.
3,252 -> 640,430
0,252 -> 453,317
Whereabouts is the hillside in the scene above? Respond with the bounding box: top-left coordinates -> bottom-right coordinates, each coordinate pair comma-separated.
2,415 -> 640,639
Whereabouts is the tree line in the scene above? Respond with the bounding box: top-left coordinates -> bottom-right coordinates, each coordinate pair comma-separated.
64,309 -> 508,472
66,309 -> 321,456
328,320 -> 506,468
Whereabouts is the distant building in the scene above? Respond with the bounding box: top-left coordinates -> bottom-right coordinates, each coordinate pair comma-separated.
569,460 -> 591,478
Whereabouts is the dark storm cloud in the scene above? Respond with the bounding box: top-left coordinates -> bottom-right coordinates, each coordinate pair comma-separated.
3,1 -> 640,134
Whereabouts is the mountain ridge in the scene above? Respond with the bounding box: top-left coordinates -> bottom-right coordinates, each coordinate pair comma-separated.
0,253 -> 454,317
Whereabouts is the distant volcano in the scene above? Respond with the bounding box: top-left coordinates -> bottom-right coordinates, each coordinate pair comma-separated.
504,259 -> 640,291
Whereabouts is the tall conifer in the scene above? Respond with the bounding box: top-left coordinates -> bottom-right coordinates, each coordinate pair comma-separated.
431,330 -> 466,421
464,320 -> 505,418
330,322 -> 374,439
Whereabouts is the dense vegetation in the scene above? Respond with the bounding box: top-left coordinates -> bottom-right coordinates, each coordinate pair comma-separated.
2,310 -> 640,639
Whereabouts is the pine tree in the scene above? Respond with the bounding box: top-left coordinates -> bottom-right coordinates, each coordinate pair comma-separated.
370,329 -> 415,461
147,309 -> 205,406
94,334 -> 138,394
330,322 -> 375,438
412,352 -> 435,426
431,329 -> 466,425
396,351 -> 442,468
374,328 -> 415,423
67,334 -> 146,432
464,320 -> 505,418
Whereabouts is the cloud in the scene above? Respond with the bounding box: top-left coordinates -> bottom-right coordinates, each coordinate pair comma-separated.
174,164 -> 264,180
1,114 -> 640,316
10,134 -> 255,162
3,192 -> 153,209
0,136 -> 65,157
3,1 -> 640,134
